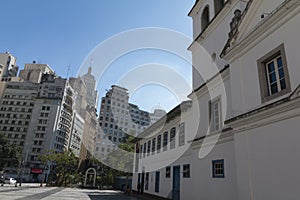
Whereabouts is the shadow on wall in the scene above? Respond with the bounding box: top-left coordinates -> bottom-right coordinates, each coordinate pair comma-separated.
167,190 -> 172,199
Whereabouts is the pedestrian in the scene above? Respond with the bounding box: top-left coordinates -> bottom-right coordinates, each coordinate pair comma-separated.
125,185 -> 131,196
137,182 -> 141,194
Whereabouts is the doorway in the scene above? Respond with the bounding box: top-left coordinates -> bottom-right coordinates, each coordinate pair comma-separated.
172,166 -> 180,200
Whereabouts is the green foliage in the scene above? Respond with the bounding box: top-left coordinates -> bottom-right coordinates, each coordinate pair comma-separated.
35,134 -> 137,188
0,133 -> 21,170
99,134 -> 136,188
119,135 -> 135,152
87,159 -> 114,188
38,150 -> 78,186
104,136 -> 135,174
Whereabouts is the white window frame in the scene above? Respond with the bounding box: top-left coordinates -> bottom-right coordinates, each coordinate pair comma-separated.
212,159 -> 224,178
170,127 -> 176,149
209,97 -> 222,133
257,44 -> 291,102
265,55 -> 286,95
183,164 -> 190,178
178,122 -> 185,147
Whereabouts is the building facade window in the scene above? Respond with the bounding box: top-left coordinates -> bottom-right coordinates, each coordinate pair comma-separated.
201,6 -> 210,32
212,159 -> 224,178
147,140 -> 151,156
152,138 -> 156,155
209,97 -> 221,132
214,0 -> 225,15
145,172 -> 149,190
183,164 -> 190,178
257,44 -> 291,102
163,131 -> 168,151
179,123 -> 185,146
157,135 -> 161,153
166,166 -> 171,178
143,143 -> 147,158
155,171 -> 160,193
139,144 -> 143,159
170,127 -> 176,149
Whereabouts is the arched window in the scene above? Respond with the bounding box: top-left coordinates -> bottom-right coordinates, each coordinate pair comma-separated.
201,6 -> 210,32
214,0 -> 225,14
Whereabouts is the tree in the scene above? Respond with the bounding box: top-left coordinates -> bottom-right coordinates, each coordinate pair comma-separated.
119,135 -> 135,152
38,150 -> 78,186
105,135 -> 134,171
104,135 -> 135,189
0,133 -> 21,170
118,135 -> 135,188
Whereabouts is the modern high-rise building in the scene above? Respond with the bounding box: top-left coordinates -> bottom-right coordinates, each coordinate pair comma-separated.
69,77 -> 88,117
68,112 -> 84,157
94,85 -> 165,159
24,75 -> 75,182
0,81 -> 39,151
0,52 -> 18,81
0,61 -> 75,182
81,67 -> 98,109
19,63 -> 55,83
69,68 -> 98,166
79,105 -> 97,163
0,55 -> 99,181
149,109 -> 166,125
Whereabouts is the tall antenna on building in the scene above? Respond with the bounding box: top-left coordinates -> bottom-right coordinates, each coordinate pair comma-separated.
88,58 -> 94,75
90,58 -> 94,67
66,65 -> 71,78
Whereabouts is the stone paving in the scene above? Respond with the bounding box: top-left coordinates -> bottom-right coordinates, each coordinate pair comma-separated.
0,184 -> 156,200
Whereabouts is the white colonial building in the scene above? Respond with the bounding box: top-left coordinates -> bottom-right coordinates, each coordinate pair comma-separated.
132,0 -> 300,199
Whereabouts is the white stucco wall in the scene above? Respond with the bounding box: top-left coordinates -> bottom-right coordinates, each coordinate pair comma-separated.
234,114 -> 300,200
230,8 -> 300,117
191,0 -> 241,90
192,0 -> 231,39
133,1 -> 300,200
192,72 -> 232,139
132,104 -> 194,199
190,139 -> 238,200
241,0 -> 286,37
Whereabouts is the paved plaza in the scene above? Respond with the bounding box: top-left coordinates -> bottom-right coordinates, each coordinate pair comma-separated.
0,184 -> 153,200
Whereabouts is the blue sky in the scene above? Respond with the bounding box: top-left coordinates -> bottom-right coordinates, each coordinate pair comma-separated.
0,0 -> 195,112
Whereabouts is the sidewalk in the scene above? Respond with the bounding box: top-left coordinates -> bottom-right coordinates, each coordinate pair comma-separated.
127,191 -> 169,200
0,182 -> 46,189
18,183 -> 43,187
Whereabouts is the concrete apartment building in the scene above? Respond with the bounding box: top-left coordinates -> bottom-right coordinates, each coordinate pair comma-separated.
0,61 -> 76,182
68,112 -> 84,157
132,0 -> 300,199
79,105 -> 97,163
0,52 -> 18,81
81,67 -> 98,110
0,55 -> 95,181
95,85 -> 145,159
94,85 -> 165,159
0,61 -> 98,181
69,68 -> 98,165
149,109 -> 166,125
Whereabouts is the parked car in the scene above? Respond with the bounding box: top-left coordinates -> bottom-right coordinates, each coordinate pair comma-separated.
4,177 -> 17,185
